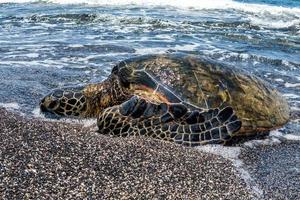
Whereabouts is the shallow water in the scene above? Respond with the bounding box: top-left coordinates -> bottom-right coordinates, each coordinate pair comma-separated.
0,0 -> 299,197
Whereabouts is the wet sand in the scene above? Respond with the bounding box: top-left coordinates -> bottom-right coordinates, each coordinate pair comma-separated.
0,108 -> 253,199
241,140 -> 300,200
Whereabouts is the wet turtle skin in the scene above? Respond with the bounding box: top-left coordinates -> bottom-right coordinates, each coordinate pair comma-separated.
113,54 -> 289,135
41,53 -> 289,137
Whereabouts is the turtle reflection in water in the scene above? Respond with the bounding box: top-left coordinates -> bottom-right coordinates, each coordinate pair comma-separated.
40,54 -> 290,146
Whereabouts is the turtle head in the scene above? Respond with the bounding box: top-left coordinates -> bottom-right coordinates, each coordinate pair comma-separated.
40,89 -> 87,117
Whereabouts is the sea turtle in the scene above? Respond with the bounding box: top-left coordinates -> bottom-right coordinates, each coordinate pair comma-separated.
40,53 -> 290,146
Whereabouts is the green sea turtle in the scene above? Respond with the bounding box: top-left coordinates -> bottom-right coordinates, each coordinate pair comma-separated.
40,54 -> 290,146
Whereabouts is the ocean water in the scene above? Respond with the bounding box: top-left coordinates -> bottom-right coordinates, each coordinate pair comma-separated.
0,0 -> 300,198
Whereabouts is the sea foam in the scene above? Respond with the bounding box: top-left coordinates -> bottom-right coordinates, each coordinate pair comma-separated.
0,102 -> 20,110
196,145 -> 263,198
270,130 -> 300,141
1,0 -> 300,29
1,0 -> 300,14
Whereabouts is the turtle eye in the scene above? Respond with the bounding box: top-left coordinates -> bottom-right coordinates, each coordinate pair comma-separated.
40,97 -> 59,112
52,89 -> 64,98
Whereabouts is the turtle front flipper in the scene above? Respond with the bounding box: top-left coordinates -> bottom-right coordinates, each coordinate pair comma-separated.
97,96 -> 241,146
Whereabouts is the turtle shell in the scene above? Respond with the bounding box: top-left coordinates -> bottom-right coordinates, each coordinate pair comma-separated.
113,53 -> 290,135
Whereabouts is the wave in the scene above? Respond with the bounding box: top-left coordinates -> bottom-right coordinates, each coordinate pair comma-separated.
1,0 -> 300,11
1,0 -> 300,29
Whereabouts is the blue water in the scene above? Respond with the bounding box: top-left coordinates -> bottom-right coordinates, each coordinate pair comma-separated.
0,0 -> 299,134
237,0 -> 300,7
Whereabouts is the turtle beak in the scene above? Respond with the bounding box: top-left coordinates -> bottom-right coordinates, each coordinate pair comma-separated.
40,97 -> 47,112
40,96 -> 48,112
40,103 -> 48,112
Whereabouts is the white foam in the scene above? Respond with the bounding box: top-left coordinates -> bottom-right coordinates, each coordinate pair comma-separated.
135,47 -> 169,54
243,137 -> 281,148
32,106 -> 98,130
1,0 -> 300,15
274,78 -> 284,82
196,145 -> 263,198
135,43 -> 197,55
81,118 -> 97,129
291,106 -> 300,111
239,53 -> 250,60
284,82 -> 300,88
26,53 -> 39,58
68,44 -> 84,48
283,93 -> 300,99
282,60 -> 297,70
0,60 -> 65,69
32,107 -> 46,119
247,15 -> 300,29
0,102 -> 20,110
284,134 -> 300,141
0,0 -> 235,8
269,129 -> 284,137
270,130 -> 300,141
2,0 -> 299,29
174,43 -> 198,51
197,144 -> 241,159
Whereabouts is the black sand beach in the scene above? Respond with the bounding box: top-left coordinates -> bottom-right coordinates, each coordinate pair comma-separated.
241,141 -> 300,200
0,108 -> 253,199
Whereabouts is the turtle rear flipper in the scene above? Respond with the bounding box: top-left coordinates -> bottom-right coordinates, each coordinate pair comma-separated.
178,107 -> 242,146
97,96 -> 241,146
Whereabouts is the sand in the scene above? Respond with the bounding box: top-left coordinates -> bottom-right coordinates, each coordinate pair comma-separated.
0,108 -> 253,199
241,141 -> 300,200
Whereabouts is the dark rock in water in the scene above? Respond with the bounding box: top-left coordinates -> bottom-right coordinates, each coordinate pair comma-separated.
0,108 -> 253,199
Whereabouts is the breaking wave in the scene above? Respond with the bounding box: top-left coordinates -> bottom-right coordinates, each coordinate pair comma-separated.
1,0 -> 300,29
